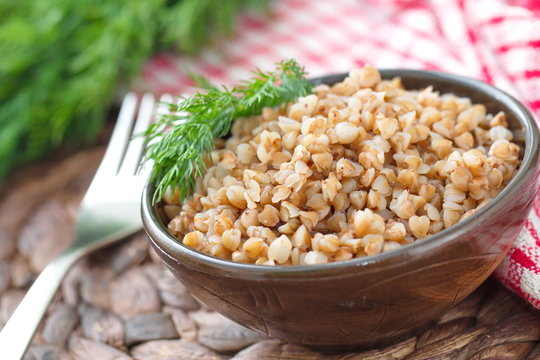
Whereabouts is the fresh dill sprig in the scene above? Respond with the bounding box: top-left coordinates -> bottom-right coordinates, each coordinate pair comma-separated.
144,59 -> 314,204
0,0 -> 267,182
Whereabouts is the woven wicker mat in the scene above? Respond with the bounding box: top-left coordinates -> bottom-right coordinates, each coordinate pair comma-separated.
0,147 -> 538,360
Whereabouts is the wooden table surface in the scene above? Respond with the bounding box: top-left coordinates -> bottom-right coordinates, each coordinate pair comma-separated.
0,146 -> 539,360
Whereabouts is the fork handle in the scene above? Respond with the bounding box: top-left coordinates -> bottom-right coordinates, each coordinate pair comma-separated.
0,251 -> 78,359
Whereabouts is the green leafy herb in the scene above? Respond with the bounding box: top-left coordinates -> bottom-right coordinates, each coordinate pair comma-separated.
143,59 -> 314,204
0,0 -> 267,182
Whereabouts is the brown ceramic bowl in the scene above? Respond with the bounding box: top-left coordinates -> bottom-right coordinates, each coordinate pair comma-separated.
142,70 -> 540,349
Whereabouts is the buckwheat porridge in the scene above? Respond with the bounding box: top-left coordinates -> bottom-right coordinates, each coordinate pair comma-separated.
163,66 -> 520,266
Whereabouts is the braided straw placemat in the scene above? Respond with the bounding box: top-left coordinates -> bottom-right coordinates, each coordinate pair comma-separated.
0,147 -> 538,360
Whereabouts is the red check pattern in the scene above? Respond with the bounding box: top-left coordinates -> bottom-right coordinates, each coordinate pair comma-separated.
139,0 -> 540,308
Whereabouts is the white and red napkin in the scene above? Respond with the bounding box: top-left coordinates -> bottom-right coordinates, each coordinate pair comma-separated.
139,0 -> 540,308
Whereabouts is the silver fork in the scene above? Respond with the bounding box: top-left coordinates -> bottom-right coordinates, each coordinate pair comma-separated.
0,92 -> 169,359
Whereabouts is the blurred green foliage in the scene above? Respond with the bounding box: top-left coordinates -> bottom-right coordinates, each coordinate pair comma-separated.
0,0 -> 267,179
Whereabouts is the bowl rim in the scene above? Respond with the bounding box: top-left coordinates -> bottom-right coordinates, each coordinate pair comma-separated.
142,69 -> 540,276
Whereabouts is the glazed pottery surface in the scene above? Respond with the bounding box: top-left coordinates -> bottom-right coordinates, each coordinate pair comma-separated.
142,70 -> 540,349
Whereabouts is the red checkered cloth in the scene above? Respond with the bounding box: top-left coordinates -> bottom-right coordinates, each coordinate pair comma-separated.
139,0 -> 540,308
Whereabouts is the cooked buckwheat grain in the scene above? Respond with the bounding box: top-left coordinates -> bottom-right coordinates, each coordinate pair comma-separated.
165,66 -> 521,265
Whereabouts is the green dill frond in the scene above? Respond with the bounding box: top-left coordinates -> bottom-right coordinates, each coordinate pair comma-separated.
0,0 -> 267,183
144,59 -> 313,204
